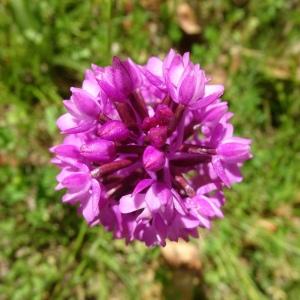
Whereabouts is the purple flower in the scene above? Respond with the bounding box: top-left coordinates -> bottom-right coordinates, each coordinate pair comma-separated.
119,181 -> 200,246
50,135 -> 104,225
164,51 -> 206,105
144,56 -> 165,91
56,69 -> 116,134
51,50 -> 252,246
97,57 -> 141,102
144,49 -> 224,108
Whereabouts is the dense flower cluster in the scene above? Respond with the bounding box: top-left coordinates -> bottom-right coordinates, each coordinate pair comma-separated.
51,49 -> 252,246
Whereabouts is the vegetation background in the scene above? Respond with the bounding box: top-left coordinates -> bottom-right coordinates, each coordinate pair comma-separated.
1,0 -> 300,299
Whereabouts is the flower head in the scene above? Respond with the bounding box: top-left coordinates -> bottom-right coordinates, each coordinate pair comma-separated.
51,49 -> 252,246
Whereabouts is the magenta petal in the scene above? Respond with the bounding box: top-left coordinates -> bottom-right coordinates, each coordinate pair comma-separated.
56,167 -> 73,182
197,196 -> 224,218
210,191 -> 226,207
146,57 -> 163,77
71,88 -> 100,118
133,179 -> 154,195
63,121 -> 95,134
56,113 -> 77,132
168,55 -> 185,86
56,112 -> 95,134
190,84 -> 223,110
142,226 -> 158,247
136,207 -> 152,221
179,215 -> 200,229
112,57 -> 132,89
153,183 -> 172,206
99,80 -> 120,101
212,157 -> 231,187
192,68 -> 205,100
182,52 -> 190,66
63,100 -> 82,118
153,214 -> 168,238
126,58 -> 141,87
55,182 -> 64,190
119,194 -> 146,213
145,184 -> 163,213
62,173 -> 90,190
218,141 -> 251,163
100,57 -> 140,100
210,124 -> 227,147
224,163 -> 243,184
144,69 -> 164,87
197,215 -> 211,228
62,189 -> 87,204
202,102 -> 228,123
82,69 -> 100,97
172,192 -> 187,215
163,48 -> 176,70
197,183 -> 218,195
50,144 -> 80,158
179,73 -> 196,104
81,180 -> 101,224
205,84 -> 224,99
190,96 -> 217,110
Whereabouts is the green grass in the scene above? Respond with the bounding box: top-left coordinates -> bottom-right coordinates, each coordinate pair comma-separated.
1,0 -> 300,299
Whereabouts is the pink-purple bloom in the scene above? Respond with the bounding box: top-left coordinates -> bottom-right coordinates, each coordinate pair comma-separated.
51,49 -> 252,246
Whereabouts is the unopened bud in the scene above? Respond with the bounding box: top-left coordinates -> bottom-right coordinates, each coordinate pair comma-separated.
97,120 -> 129,142
155,104 -> 174,125
80,138 -> 116,163
147,126 -> 168,148
142,116 -> 158,131
143,145 -> 166,172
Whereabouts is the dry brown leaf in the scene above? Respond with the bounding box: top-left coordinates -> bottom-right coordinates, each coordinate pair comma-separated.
275,204 -> 293,218
176,3 -> 201,35
122,17 -> 133,31
257,219 -> 277,232
161,240 -> 202,271
0,153 -> 18,167
140,0 -> 162,11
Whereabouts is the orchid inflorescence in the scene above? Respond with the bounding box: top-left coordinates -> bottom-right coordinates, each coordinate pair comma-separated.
50,49 -> 252,246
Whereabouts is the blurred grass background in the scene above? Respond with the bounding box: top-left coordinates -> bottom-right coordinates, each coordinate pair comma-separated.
1,0 -> 300,299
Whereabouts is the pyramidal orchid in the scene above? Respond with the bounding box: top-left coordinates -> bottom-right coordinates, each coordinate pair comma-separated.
51,49 -> 252,246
